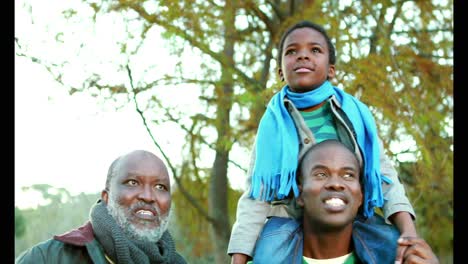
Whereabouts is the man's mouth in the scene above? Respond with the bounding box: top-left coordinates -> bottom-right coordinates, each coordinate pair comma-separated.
324,197 -> 345,207
134,208 -> 158,220
322,194 -> 348,211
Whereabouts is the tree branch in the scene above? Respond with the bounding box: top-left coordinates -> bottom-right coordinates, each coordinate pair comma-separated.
126,64 -> 216,224
110,2 -> 263,91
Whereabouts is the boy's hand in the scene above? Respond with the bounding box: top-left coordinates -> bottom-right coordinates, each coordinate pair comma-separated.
395,237 -> 439,264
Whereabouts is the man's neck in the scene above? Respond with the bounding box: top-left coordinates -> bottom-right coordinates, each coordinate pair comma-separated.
302,224 -> 353,259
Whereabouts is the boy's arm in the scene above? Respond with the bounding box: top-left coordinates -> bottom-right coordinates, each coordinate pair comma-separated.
378,138 -> 419,263
378,138 -> 417,228
391,211 -> 420,263
228,190 -> 271,260
229,190 -> 291,264
231,253 -> 250,264
228,145 -> 270,262
228,143 -> 291,263
389,211 -> 417,237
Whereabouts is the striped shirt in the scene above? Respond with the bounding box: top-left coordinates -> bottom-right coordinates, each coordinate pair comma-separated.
299,101 -> 338,142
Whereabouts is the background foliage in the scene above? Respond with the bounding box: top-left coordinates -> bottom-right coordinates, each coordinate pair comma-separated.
15,185 -> 100,258
16,0 -> 452,263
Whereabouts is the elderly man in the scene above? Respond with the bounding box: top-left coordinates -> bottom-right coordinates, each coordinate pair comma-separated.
16,150 -> 187,264
252,140 -> 439,264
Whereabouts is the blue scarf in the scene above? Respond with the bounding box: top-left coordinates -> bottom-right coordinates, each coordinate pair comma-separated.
249,80 -> 391,218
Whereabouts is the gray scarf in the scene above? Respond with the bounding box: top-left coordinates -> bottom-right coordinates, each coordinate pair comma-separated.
89,200 -> 186,264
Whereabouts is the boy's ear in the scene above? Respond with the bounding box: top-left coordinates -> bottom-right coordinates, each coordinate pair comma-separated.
296,184 -> 304,207
278,68 -> 284,82
327,64 -> 336,79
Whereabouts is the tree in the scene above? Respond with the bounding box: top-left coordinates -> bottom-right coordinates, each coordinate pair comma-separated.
15,207 -> 26,238
16,0 -> 453,261
14,187 -> 99,258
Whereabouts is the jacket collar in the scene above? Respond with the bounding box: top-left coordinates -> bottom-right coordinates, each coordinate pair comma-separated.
53,221 -> 95,246
352,215 -> 400,263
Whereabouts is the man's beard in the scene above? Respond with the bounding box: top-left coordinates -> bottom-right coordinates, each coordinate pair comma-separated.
107,194 -> 171,243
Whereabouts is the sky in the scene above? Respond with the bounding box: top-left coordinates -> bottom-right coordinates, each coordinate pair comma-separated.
15,55 -> 169,208
14,0 -> 249,209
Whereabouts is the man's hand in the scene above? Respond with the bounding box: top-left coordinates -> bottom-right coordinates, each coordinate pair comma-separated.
395,237 -> 439,264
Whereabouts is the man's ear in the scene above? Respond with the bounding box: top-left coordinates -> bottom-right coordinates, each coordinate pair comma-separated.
101,189 -> 109,204
296,184 -> 304,207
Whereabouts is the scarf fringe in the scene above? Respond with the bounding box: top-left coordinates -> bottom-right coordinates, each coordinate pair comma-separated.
250,169 -> 298,201
250,81 -> 388,218
364,170 -> 385,218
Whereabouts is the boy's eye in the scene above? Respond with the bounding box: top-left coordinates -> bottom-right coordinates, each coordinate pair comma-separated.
285,49 -> 296,55
312,47 -> 321,53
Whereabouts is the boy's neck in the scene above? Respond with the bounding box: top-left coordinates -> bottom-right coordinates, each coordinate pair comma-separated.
298,101 -> 326,112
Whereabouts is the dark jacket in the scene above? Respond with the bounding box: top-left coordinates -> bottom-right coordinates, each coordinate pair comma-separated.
252,215 -> 400,264
16,222 -> 108,264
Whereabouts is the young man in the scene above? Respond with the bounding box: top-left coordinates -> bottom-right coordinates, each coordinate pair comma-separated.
16,150 -> 187,264
252,140 -> 439,264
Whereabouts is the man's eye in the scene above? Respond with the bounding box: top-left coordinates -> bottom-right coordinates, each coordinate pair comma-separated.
155,184 -> 167,191
315,172 -> 327,178
343,173 -> 355,179
126,180 -> 138,186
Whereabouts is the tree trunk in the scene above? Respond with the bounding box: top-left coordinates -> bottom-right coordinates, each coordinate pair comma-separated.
208,0 -> 235,263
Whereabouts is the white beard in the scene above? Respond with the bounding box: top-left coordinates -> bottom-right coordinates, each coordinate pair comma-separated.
107,193 -> 171,243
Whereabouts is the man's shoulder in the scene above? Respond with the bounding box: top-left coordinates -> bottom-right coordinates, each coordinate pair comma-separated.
53,221 -> 94,246
352,214 -> 400,263
353,214 -> 399,236
16,238 -> 70,263
256,216 -> 302,249
253,217 -> 303,263
16,224 -> 98,264
16,221 -> 95,263
262,216 -> 301,235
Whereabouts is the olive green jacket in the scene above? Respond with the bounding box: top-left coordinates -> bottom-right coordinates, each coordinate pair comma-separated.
16,222 -> 108,264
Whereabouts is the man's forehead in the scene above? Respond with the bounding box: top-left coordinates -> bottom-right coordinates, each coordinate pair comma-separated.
115,151 -> 169,178
313,144 -> 351,156
303,141 -> 359,168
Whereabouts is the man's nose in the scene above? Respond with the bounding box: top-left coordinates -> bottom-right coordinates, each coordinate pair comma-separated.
138,185 -> 156,202
325,176 -> 345,191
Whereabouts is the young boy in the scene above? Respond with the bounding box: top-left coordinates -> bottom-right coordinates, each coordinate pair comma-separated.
228,21 -> 417,264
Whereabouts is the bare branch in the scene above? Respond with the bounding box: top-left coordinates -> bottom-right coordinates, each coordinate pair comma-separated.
266,0 -> 285,21
126,64 -> 216,224
112,2 -> 263,91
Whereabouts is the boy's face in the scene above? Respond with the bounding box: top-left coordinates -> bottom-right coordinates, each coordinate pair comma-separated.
279,27 -> 335,93
298,142 -> 362,230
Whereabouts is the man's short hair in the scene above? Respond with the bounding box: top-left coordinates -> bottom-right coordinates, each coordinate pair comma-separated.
105,156 -> 121,191
297,139 -> 363,188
